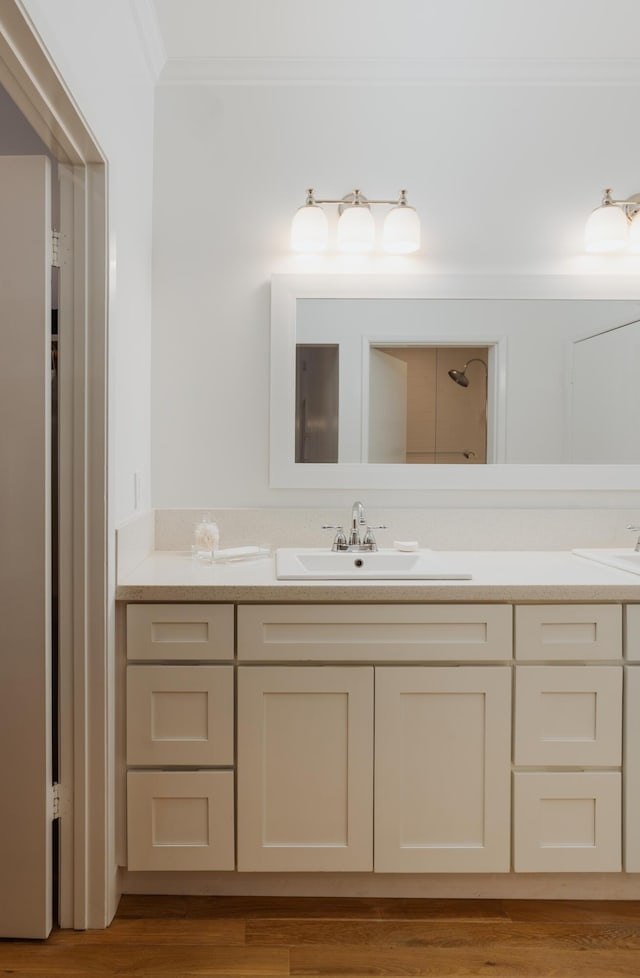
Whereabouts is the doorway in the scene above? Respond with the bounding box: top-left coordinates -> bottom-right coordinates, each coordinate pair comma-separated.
0,2 -> 109,935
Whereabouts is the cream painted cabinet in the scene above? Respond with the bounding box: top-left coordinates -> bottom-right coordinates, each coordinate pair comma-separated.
237,666 -> 374,872
122,600 -> 629,879
512,606 -> 623,873
125,604 -> 236,872
374,667 -> 511,872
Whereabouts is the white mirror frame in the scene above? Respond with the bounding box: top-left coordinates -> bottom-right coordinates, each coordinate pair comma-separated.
270,273 -> 640,490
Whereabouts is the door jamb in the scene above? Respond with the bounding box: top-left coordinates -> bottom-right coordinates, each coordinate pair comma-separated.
0,0 -> 112,928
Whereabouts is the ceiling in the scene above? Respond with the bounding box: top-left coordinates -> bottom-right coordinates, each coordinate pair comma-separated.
151,0 -> 640,65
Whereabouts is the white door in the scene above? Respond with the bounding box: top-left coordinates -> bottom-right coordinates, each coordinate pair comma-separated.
367,348 -> 407,462
0,155 -> 53,938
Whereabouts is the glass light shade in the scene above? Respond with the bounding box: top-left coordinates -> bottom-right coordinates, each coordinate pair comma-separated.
383,205 -> 421,253
628,213 -> 640,254
337,205 -> 375,253
584,204 -> 629,254
290,204 -> 328,252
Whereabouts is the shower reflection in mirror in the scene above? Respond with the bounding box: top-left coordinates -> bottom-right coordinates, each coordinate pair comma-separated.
295,343 -> 489,464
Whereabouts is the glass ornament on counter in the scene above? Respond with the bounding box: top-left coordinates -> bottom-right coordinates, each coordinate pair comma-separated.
193,515 -> 220,563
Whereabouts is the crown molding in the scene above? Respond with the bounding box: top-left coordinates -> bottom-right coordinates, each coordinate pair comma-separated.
159,56 -> 640,86
131,0 -> 167,83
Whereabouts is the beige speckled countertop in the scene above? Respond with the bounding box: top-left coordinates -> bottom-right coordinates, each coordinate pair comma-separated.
116,550 -> 640,603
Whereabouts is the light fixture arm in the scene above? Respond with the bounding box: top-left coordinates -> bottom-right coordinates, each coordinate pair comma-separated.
599,187 -> 640,221
463,358 -> 488,372
303,188 -> 413,208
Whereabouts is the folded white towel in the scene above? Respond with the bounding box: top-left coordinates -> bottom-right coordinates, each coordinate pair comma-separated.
214,545 -> 270,562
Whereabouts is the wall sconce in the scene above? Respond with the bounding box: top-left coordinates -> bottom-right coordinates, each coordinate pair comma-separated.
290,188 -> 421,255
584,188 -> 640,254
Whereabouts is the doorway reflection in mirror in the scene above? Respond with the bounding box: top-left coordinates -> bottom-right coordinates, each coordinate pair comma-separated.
295,342 -> 489,465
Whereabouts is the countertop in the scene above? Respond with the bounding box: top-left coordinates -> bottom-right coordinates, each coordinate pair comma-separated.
116,550 -> 640,602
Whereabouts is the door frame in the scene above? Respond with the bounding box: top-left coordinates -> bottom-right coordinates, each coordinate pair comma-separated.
0,0 -> 111,928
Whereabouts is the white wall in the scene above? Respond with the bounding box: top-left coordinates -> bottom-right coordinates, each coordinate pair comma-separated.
22,0 -> 157,527
151,79 -> 640,508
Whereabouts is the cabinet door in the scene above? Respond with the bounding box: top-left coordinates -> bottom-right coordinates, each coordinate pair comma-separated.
237,666 -> 373,871
624,667 -> 640,870
375,667 -> 511,872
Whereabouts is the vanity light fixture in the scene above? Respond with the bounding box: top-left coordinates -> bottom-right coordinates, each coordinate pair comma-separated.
584,188 -> 640,254
290,188 -> 421,255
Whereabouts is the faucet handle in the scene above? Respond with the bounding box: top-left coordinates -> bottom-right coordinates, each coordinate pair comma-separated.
362,524 -> 388,549
627,525 -> 640,552
322,524 -> 348,551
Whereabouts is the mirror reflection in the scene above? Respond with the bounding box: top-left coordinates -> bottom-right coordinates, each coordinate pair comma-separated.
296,342 -> 491,464
294,297 -> 640,465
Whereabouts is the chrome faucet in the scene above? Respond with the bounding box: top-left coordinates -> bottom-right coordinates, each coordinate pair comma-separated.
323,501 -> 388,552
628,525 -> 640,552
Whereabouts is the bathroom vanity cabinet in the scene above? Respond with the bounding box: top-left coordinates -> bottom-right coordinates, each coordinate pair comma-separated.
123,599 -> 636,880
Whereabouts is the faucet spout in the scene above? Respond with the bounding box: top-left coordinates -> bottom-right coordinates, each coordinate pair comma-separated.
350,501 -> 366,547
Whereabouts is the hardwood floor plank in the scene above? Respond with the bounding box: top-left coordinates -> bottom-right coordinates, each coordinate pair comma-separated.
0,944 -> 288,975
48,918 -> 246,946
503,899 -> 640,923
117,895 -> 191,919
289,945 -> 640,976
184,897 -> 385,920
247,918 -> 640,949
374,900 -> 509,921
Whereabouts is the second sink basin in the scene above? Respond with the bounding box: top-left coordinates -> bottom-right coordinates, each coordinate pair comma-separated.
276,548 -> 472,581
573,548 -> 640,576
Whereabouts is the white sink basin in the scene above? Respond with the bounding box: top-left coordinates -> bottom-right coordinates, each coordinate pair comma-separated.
573,548 -> 640,576
275,548 -> 472,581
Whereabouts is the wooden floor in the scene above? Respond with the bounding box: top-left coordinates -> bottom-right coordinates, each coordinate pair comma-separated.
2,896 -> 640,976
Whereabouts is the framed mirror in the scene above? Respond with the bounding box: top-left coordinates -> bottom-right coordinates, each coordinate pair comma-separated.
270,274 -> 640,490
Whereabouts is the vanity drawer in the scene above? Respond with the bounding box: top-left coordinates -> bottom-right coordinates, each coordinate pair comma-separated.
513,772 -> 621,873
514,666 -> 622,767
237,604 -> 512,662
127,770 -> 235,871
625,606 -> 640,661
127,604 -> 234,661
514,605 -> 621,661
127,665 -> 234,766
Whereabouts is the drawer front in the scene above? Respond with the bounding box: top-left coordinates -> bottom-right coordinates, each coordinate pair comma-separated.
127,770 -> 234,871
515,605 -> 621,661
625,605 -> 640,661
127,604 -> 234,661
514,666 -> 622,766
127,665 -> 234,766
238,604 -> 512,662
513,772 -> 621,873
